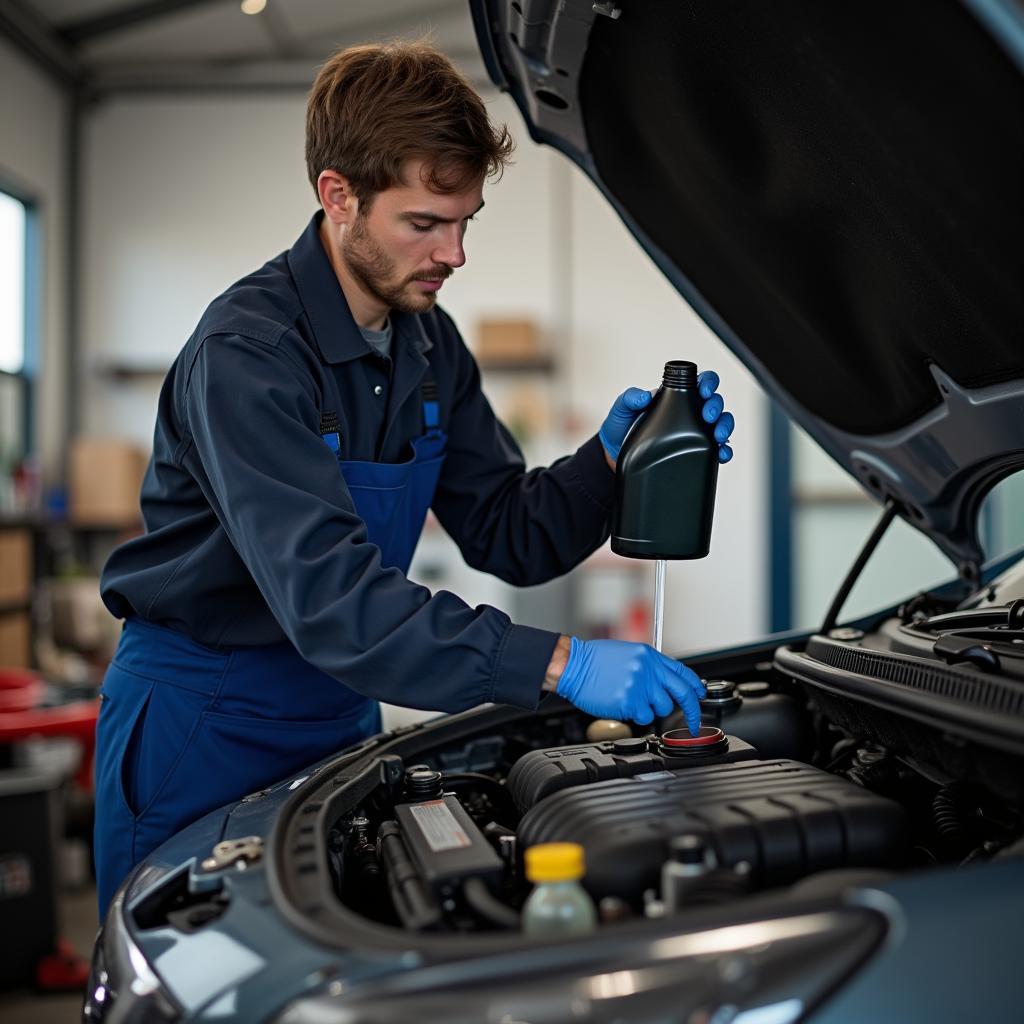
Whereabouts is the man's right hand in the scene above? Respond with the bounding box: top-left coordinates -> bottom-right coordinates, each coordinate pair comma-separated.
547,636 -> 706,734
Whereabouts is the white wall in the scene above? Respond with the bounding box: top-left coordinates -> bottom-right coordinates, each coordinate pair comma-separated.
789,428 -> 952,629
0,36 -> 70,482
80,94 -> 313,441
79,90 -> 770,674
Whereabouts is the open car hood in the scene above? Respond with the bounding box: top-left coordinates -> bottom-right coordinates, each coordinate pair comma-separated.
470,0 -> 1024,578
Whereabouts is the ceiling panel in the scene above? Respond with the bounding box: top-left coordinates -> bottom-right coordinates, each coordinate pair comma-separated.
274,0 -> 462,38
291,5 -> 482,64
79,1 -> 274,63
17,0 -> 488,90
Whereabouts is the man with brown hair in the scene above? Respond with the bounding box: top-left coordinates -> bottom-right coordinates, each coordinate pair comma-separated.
93,41 -> 735,914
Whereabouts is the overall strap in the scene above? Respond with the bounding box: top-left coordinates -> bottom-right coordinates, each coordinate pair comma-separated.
421,369 -> 440,431
319,411 -> 342,456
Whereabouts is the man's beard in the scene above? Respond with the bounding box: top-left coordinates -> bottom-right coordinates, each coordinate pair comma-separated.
341,214 -> 449,315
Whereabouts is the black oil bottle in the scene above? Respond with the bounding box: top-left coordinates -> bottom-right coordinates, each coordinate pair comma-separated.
611,361 -> 719,559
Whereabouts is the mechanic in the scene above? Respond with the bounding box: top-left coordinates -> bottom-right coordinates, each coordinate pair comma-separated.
93,40 -> 735,914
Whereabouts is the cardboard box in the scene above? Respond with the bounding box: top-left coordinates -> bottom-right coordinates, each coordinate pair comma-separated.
69,438 -> 147,526
0,529 -> 32,606
476,319 -> 541,362
0,612 -> 31,668
47,577 -> 116,655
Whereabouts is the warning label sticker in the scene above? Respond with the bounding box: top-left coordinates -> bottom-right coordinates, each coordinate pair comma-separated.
408,800 -> 471,852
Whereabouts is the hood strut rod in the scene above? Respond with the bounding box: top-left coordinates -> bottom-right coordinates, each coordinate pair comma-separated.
820,500 -> 898,635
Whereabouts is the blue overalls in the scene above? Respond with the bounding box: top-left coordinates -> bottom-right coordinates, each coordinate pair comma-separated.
93,381 -> 446,915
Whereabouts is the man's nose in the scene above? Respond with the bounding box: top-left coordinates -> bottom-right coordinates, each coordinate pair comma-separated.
432,225 -> 466,269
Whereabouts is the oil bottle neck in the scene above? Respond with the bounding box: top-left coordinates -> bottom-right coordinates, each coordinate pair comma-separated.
662,361 -> 698,389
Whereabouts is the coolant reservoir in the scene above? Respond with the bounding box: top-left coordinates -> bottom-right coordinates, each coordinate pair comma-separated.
585,719 -> 632,743
522,843 -> 596,937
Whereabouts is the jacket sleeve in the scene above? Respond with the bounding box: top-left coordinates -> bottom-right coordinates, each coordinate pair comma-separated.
180,331 -> 558,713
431,320 -> 616,587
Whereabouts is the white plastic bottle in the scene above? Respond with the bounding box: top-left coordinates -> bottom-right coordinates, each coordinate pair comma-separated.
522,842 -> 597,937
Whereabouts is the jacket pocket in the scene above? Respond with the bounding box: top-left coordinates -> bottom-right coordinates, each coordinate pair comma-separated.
96,676 -> 156,820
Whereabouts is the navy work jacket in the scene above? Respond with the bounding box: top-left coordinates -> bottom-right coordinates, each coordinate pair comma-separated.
100,213 -> 616,714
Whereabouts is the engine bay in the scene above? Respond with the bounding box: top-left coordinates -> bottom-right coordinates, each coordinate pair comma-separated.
316,592 -> 1024,938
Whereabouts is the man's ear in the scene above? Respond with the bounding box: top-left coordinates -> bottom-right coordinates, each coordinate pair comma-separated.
318,170 -> 358,225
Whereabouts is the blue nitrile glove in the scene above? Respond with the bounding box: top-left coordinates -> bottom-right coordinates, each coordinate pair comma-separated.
555,637 -> 706,733
599,387 -> 654,463
697,370 -> 735,464
599,374 -> 736,465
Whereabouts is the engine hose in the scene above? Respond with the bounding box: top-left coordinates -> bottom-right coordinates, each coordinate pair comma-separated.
932,787 -> 966,841
462,877 -> 520,930
378,822 -> 442,932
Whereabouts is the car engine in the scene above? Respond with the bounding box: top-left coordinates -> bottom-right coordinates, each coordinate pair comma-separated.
319,580 -> 1023,936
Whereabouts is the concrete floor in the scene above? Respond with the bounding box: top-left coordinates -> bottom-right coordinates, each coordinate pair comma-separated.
0,884 -> 97,1024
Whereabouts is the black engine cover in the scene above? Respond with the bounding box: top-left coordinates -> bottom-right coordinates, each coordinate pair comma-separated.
516,758 -> 908,906
507,734 -> 759,812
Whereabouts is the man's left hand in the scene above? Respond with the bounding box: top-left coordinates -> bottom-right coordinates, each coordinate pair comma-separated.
697,370 -> 735,464
599,371 -> 735,469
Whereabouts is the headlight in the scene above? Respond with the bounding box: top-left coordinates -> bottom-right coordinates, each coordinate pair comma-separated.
84,890 -> 181,1023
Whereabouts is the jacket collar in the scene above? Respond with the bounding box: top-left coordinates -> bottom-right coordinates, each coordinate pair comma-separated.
287,212 -> 433,365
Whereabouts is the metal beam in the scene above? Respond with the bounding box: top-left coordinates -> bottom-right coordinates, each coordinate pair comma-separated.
83,56 -> 320,97
0,0 -> 80,84
83,48 -> 490,99
60,0 -> 223,44
62,90 -> 83,462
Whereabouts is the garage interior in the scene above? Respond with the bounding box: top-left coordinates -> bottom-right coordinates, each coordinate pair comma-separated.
0,1 -> 1021,1021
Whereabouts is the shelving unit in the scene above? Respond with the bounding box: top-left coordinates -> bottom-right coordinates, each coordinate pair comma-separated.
91,359 -> 169,382
0,516 -> 141,670
476,355 -> 556,374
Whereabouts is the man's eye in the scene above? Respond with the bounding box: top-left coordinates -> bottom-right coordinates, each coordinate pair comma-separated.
411,222 -> 432,233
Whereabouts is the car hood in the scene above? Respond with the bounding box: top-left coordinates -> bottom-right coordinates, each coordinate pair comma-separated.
469,0 -> 1024,576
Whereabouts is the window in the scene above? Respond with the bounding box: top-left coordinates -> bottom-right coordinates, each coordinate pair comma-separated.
0,190 -> 27,375
0,186 -> 33,500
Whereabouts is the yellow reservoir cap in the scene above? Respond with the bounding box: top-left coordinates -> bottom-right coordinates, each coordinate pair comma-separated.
524,842 -> 586,883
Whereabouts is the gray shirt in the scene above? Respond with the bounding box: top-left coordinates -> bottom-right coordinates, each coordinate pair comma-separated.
359,319 -> 393,361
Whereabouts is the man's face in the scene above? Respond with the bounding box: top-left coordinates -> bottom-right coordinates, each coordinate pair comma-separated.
341,160 -> 484,315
